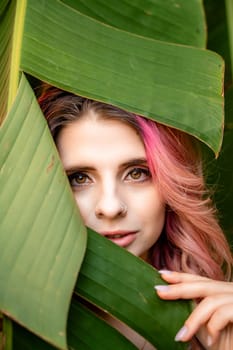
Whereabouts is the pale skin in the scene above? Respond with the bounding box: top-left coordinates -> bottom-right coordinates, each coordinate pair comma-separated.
57,111 -> 165,260
156,271 -> 233,349
56,110 -> 233,349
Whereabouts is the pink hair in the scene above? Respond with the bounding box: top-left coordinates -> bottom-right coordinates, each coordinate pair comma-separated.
38,84 -> 232,281
136,116 -> 232,280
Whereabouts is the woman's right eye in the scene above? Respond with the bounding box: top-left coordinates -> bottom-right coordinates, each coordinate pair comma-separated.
68,172 -> 91,187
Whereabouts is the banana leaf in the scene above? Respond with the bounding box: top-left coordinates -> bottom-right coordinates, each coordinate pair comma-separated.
13,300 -> 138,350
62,0 -> 206,47
0,74 -> 87,349
13,227 -> 191,350
21,0 -> 224,155
75,229 -> 190,349
0,0 -> 230,349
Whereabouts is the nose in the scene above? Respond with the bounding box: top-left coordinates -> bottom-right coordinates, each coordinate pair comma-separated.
95,188 -> 127,219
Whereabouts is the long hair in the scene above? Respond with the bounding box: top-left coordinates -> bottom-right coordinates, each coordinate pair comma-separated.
38,84 -> 232,281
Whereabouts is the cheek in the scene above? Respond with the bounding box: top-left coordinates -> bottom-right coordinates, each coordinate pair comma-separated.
136,189 -> 165,234
132,187 -> 165,216
144,202 -> 165,229
151,203 -> 166,233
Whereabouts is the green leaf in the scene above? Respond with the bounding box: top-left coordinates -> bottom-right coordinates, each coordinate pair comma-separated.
225,0 -> 233,80
0,0 -> 15,121
0,74 -> 87,349
13,300 -> 138,350
12,229 -> 190,350
62,0 -> 206,47
1,2 -> 228,349
3,316 -> 13,350
76,229 -> 190,349
21,0 -> 224,155
7,0 -> 27,109
68,300 -> 139,350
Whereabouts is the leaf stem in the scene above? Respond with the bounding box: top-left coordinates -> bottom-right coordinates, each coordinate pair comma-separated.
3,317 -> 12,350
0,313 -> 12,350
7,0 -> 27,111
0,312 -> 3,350
225,0 -> 233,80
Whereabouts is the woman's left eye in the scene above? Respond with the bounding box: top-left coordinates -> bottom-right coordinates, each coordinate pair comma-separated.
126,167 -> 151,182
67,172 -> 91,187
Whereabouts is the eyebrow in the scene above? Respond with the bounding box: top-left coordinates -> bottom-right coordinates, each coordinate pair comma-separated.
120,158 -> 148,168
65,166 -> 95,175
64,157 -> 148,174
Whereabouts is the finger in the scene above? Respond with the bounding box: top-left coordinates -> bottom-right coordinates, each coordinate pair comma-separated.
158,270 -> 210,284
154,279 -> 233,300
207,303 -> 233,344
174,294 -> 233,344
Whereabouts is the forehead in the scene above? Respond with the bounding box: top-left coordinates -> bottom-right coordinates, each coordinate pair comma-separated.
56,112 -> 146,167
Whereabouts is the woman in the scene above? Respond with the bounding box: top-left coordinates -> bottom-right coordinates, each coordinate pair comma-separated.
39,85 -> 233,349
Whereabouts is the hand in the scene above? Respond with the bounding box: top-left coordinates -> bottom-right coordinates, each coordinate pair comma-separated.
155,271 -> 233,349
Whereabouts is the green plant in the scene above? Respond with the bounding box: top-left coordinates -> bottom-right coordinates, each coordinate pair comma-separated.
0,1 -> 232,349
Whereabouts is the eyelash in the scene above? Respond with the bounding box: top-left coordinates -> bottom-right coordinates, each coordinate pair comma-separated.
125,167 -> 151,182
67,167 -> 151,187
68,172 -> 91,187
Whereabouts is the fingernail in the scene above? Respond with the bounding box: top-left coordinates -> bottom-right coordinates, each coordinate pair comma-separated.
207,335 -> 212,347
175,326 -> 188,341
154,285 -> 170,292
158,269 -> 172,274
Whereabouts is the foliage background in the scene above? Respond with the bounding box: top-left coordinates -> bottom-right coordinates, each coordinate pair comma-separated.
204,0 -> 233,246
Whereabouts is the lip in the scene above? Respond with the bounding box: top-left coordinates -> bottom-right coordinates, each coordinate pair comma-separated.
100,230 -> 138,248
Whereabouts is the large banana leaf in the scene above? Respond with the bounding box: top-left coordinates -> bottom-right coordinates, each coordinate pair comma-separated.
21,0 -> 224,155
13,229 -> 191,350
0,74 -> 87,349
13,300 -> 139,350
62,0 -> 206,47
75,229 -> 190,349
1,0 -> 230,350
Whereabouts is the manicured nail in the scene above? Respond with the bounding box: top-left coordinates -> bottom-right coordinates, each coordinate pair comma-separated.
158,269 -> 172,274
175,326 -> 188,342
207,335 -> 212,347
154,285 -> 170,292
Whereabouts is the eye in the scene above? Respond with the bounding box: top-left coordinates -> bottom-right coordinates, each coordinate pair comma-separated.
68,172 -> 91,187
126,167 -> 151,182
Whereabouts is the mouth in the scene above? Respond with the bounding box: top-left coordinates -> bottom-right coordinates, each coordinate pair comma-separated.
100,231 -> 137,247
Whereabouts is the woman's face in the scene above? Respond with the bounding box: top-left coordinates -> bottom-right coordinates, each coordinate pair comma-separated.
57,111 -> 165,260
